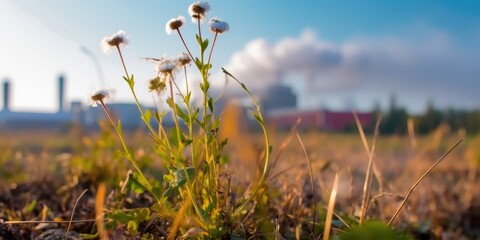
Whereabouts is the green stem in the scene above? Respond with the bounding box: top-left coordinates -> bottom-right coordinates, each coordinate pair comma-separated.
222,68 -> 271,217
99,100 -> 155,198
128,83 -> 161,143
201,74 -> 215,198
206,33 -> 219,200
182,66 -> 196,167
168,73 -> 204,222
233,114 -> 270,216
114,46 -> 160,144
183,168 -> 206,222
169,76 -> 182,148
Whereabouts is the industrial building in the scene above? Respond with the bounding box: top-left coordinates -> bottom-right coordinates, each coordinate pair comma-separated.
266,108 -> 374,131
0,76 -> 154,130
221,83 -> 374,131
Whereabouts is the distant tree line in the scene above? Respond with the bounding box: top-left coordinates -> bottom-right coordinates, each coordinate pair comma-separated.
374,96 -> 480,135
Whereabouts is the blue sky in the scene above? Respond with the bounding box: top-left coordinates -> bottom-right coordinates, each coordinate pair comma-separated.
1,1 -> 479,113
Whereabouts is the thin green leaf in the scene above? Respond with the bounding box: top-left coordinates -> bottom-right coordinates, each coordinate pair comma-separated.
220,138 -> 229,148
172,167 -> 196,188
185,92 -> 191,104
22,200 -> 37,215
125,171 -> 147,194
107,211 -> 132,223
167,98 -> 188,122
195,58 -> 202,69
200,79 -> 210,92
183,138 -> 193,146
143,109 -> 152,123
169,127 -> 184,147
161,187 -> 174,200
133,172 -> 152,192
151,180 -> 163,200
175,104 -> 189,123
253,112 -> 264,125
208,97 -> 214,112
212,119 -> 221,131
201,39 -> 209,52
196,34 -> 202,46
123,74 -> 135,89
191,108 -> 200,122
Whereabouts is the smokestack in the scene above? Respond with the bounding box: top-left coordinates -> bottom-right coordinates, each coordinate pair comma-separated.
58,74 -> 65,112
2,80 -> 10,112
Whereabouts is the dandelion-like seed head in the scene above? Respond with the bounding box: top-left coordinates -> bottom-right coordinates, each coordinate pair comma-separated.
177,52 -> 192,67
154,57 -> 179,79
189,1 -> 211,23
89,89 -> 111,107
148,77 -> 167,94
166,15 -> 186,35
101,30 -> 128,53
209,17 -> 229,34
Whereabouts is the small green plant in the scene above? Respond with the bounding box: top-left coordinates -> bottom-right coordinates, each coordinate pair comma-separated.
92,1 -> 271,238
339,221 -> 412,240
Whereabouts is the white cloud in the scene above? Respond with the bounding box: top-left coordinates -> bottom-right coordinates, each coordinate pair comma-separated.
223,27 -> 480,111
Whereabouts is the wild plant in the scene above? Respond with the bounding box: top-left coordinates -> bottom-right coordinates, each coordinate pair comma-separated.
92,1 -> 271,238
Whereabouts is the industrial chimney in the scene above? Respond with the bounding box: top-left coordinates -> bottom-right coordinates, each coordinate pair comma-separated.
2,80 -> 10,112
58,74 -> 65,112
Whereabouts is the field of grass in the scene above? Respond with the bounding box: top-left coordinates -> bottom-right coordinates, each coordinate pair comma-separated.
1,124 -> 479,239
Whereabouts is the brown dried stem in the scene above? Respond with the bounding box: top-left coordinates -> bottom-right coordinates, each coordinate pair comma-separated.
387,138 -> 464,227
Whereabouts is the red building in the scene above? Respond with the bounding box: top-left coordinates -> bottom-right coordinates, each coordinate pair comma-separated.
266,109 -> 374,131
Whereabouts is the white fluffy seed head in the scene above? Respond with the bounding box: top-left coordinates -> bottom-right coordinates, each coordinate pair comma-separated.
209,17 -> 229,34
189,1 -> 211,23
101,30 -> 128,53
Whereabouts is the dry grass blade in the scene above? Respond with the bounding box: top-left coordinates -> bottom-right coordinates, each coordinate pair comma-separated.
95,183 -> 107,240
387,138 -> 464,227
368,192 -> 401,209
323,171 -> 340,240
353,111 -> 371,155
268,164 -> 302,181
270,118 -> 302,172
4,220 -> 96,224
407,118 -> 417,149
65,189 -> 88,240
296,131 -> 317,237
359,144 -> 376,224
168,197 -> 192,240
353,111 -> 384,192
359,115 -> 382,224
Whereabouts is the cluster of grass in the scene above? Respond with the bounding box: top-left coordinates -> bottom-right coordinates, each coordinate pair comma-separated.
1,127 -> 478,239
1,1 -> 479,239
84,2 -> 274,238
